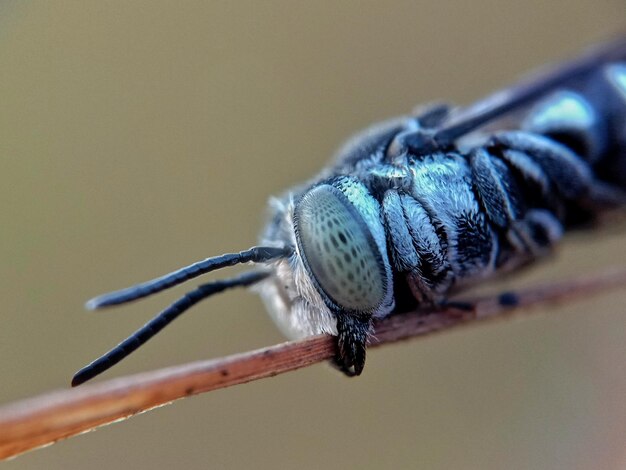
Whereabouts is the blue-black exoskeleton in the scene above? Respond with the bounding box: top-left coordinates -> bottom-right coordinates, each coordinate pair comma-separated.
73,38 -> 626,385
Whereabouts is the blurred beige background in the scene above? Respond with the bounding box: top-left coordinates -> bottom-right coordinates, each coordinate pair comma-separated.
1,2 -> 625,469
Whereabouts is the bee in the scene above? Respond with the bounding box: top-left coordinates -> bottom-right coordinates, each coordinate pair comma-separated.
72,38 -> 626,386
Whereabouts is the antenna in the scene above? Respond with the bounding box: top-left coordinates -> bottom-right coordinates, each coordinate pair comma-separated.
86,246 -> 291,309
73,270 -> 270,386
74,245 -> 292,385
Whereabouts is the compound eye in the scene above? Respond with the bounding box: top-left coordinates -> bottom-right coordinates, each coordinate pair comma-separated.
295,185 -> 386,313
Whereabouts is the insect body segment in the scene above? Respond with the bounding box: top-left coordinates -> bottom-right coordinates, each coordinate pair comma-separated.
74,39 -> 626,385
261,43 -> 626,374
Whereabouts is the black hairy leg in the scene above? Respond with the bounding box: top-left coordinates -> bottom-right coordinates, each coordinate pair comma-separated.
333,314 -> 373,377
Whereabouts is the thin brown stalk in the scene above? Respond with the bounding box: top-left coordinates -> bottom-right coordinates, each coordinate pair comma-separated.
1,267 -> 625,460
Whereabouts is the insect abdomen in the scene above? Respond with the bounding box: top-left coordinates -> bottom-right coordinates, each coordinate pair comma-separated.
590,64 -> 626,188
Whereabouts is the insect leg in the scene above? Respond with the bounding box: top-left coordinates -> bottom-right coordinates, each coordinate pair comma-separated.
469,147 -> 524,229
382,190 -> 452,303
512,209 -> 564,254
492,129 -> 626,224
382,190 -> 430,304
72,270 -> 269,386
490,131 -> 593,200
469,147 -> 552,259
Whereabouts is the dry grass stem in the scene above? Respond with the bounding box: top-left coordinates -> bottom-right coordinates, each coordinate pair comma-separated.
1,267 -> 626,460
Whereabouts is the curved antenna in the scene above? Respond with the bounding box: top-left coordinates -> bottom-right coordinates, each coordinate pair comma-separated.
86,246 -> 291,309
72,270 -> 269,386
433,35 -> 626,146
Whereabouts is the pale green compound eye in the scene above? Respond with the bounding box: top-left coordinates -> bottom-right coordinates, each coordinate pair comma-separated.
295,184 -> 386,313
